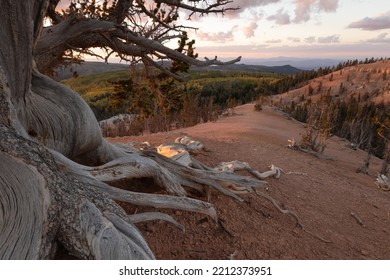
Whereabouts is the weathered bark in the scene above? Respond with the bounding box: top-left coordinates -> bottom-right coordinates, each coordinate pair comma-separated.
34,0 -> 241,77
0,0 -> 282,260
1,0 -> 152,259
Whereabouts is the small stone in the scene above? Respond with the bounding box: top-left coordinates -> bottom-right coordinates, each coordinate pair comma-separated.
145,223 -> 156,232
175,211 -> 182,216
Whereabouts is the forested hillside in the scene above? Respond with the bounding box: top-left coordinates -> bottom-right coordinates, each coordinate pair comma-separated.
62,68 -> 283,135
271,59 -> 390,165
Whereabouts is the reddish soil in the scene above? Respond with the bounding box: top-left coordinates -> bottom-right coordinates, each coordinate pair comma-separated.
107,104 -> 390,260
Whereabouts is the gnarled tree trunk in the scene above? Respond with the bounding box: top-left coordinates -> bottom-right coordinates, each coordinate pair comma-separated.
0,1 -> 270,259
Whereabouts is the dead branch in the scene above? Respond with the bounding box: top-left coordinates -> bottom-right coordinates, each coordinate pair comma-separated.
350,212 -> 365,227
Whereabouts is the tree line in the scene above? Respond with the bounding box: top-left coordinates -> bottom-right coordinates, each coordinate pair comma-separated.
81,69 -> 281,135
283,94 -> 389,162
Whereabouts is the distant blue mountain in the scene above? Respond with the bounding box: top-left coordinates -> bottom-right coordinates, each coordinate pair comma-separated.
56,60 -> 302,80
192,63 -> 302,74
241,57 -> 343,70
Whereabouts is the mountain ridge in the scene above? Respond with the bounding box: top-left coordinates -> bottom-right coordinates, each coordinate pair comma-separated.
55,61 -> 302,80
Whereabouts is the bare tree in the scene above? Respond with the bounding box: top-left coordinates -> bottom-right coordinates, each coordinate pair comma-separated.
0,1 -> 277,260
300,95 -> 336,154
375,118 -> 390,190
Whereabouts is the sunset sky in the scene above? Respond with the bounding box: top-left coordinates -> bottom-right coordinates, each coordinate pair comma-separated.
185,0 -> 390,60
56,1 -> 390,62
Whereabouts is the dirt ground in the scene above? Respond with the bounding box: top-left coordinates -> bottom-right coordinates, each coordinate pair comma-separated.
107,104 -> 390,260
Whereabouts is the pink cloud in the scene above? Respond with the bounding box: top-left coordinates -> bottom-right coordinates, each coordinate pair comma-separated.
293,0 -> 339,23
267,8 -> 291,25
243,21 -> 258,38
348,11 -> 390,31
293,0 -> 316,23
288,37 -> 301,43
318,0 -> 338,12
196,26 -> 238,43
317,34 -> 340,44
225,0 -> 280,18
304,36 -> 316,43
303,35 -> 340,44
266,39 -> 283,44
232,0 -> 281,10
365,33 -> 390,43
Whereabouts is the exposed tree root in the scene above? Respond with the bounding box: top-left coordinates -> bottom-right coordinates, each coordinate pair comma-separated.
127,212 -> 185,232
0,126 -> 156,259
0,1 -> 332,260
253,190 -> 332,243
350,212 -> 365,227
216,161 -> 283,179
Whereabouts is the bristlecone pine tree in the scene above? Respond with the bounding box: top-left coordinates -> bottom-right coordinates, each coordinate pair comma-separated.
0,0 -> 277,260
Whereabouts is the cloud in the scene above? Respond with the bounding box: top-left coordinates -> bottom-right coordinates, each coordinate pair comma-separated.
249,9 -> 265,21
243,21 -> 258,38
267,9 -> 291,25
293,0 -> 339,23
365,33 -> 390,43
317,34 -> 340,43
318,0 -> 339,12
303,35 -> 340,44
348,11 -> 390,30
196,26 -> 238,43
196,43 -> 390,60
288,37 -> 301,43
225,0 -> 280,18
231,0 -> 281,10
294,0 -> 316,23
304,36 -> 316,43
266,39 -> 283,44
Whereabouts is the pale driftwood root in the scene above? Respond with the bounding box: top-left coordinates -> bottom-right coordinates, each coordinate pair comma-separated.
175,135 -> 206,154
376,174 -> 390,191
78,200 -> 155,260
51,148 -> 219,221
0,126 -> 156,260
216,161 -> 283,179
154,139 -> 273,195
0,2 -> 253,261
254,190 -> 332,243
127,212 -> 185,232
350,212 -> 365,227
90,155 -> 188,197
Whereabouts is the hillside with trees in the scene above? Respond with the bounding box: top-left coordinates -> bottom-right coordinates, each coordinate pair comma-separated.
1,1 -> 389,262
270,59 -> 390,177
62,68 -> 283,131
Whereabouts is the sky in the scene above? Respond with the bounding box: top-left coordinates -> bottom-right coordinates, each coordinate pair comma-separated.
55,0 -> 390,62
179,0 -> 390,61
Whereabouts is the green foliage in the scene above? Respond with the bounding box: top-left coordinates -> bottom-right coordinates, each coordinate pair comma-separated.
171,32 -> 198,73
64,0 -> 116,20
62,68 -> 281,123
308,85 -> 314,96
62,70 -> 129,96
